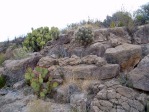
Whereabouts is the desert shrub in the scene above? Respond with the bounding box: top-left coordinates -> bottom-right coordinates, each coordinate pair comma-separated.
75,26 -> 93,46
23,26 -> 60,52
50,27 -> 60,40
25,66 -> 59,98
0,75 -> 6,88
13,47 -> 30,60
0,53 -> 6,66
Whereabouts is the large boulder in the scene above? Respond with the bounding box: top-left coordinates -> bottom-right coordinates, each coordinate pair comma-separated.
133,24 -> 149,44
128,54 -> 149,92
105,43 -> 142,71
3,53 -> 42,85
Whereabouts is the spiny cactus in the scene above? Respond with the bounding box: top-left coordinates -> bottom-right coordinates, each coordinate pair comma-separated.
23,26 -> 60,52
75,26 -> 93,46
25,66 -> 59,98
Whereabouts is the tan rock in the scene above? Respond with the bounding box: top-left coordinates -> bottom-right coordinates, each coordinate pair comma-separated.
105,43 -> 142,71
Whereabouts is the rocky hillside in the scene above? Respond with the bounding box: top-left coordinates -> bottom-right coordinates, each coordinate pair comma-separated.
0,24 -> 149,112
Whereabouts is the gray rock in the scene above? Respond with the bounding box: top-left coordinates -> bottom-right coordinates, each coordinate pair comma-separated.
54,83 -> 80,103
13,80 -> 26,89
141,43 -> 149,57
3,53 -> 42,85
85,42 -> 106,57
128,54 -> 149,91
105,43 -> 142,71
91,79 -> 147,112
37,56 -> 59,67
81,55 -> 107,66
133,24 -> 149,44
70,93 -> 87,112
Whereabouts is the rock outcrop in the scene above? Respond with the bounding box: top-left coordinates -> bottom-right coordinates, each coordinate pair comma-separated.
128,54 -> 149,92
105,43 -> 142,71
133,24 -> 149,44
90,80 -> 147,112
3,53 -> 42,85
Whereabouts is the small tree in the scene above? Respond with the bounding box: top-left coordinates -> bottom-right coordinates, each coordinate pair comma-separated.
134,2 -> 149,25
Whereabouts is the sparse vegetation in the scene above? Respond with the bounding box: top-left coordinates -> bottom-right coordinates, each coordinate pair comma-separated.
75,26 -> 93,46
25,66 -> 59,98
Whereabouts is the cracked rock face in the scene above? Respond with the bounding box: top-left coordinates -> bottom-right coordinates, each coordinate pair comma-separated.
90,80 -> 147,112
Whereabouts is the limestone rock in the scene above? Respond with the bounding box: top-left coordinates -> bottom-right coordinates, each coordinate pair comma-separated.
3,53 -> 42,85
105,43 -> 142,71
133,24 -> 149,44
81,55 -> 106,66
91,79 -> 147,112
37,56 -> 59,67
128,54 -> 149,91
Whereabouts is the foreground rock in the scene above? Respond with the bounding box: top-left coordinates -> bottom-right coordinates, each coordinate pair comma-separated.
90,79 -> 147,112
43,55 -> 119,80
3,53 -> 42,85
0,87 -> 71,112
128,54 -> 149,92
105,43 -> 142,71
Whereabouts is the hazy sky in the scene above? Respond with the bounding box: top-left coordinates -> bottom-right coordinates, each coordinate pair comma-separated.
0,0 -> 148,42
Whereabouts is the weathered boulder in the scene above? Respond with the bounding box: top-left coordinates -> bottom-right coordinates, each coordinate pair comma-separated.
84,43 -> 106,57
53,83 -> 81,103
105,43 -> 142,71
133,24 -> 149,44
93,27 -> 131,44
90,79 -> 147,112
58,55 -> 81,66
37,56 -> 59,67
81,55 -> 106,66
41,45 -> 69,58
62,64 -> 119,80
128,54 -> 149,92
141,43 -> 149,57
3,53 -> 42,85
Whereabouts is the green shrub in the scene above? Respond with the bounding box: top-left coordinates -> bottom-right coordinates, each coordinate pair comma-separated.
0,75 -> 6,88
50,27 -> 60,40
23,26 -> 60,52
25,66 -> 59,98
13,47 -> 30,60
75,26 -> 93,46
0,53 -> 6,66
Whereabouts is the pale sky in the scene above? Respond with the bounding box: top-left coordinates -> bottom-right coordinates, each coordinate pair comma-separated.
0,0 -> 148,42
